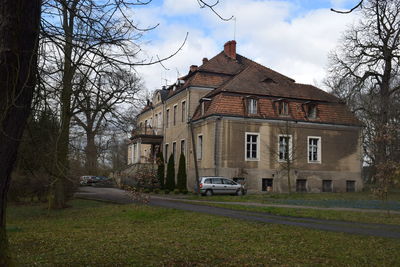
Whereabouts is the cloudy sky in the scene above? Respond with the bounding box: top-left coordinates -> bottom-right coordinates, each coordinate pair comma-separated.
132,0 -> 359,93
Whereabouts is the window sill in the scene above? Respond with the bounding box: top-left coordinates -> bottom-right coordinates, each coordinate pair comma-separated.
245,158 -> 260,161
308,161 -> 321,164
278,159 -> 292,162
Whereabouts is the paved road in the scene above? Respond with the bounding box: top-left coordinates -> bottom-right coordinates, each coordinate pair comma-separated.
75,187 -> 400,239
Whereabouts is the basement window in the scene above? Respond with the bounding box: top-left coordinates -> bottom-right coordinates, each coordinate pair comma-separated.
322,180 -> 332,192
346,180 -> 356,192
262,178 -> 273,192
296,179 -> 307,192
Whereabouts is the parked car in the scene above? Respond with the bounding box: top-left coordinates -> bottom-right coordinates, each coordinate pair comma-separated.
195,176 -> 246,196
79,175 -> 97,185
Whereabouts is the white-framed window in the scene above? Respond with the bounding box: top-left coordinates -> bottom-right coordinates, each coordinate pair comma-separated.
158,112 -> 162,128
245,132 -> 260,161
201,102 -> 205,116
181,100 -> 186,123
247,98 -> 257,114
197,134 -> 203,160
278,134 -> 292,161
308,136 -> 321,163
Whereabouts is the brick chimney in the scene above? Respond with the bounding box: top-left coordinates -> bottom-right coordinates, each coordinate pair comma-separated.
190,65 -> 198,72
224,40 -> 236,59
202,57 -> 208,64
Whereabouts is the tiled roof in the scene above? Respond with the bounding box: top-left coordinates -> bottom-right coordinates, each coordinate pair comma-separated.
138,42 -> 360,126
193,93 -> 361,126
204,61 -> 339,103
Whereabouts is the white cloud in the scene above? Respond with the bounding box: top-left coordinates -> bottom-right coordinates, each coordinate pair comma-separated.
133,0 -> 358,94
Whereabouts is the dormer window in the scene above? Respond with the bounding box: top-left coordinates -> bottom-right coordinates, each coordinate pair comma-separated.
200,98 -> 211,116
307,104 -> 317,119
278,101 -> 289,116
247,98 -> 258,114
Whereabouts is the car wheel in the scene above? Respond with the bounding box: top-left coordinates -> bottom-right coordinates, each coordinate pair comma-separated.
205,190 -> 213,196
236,189 -> 243,196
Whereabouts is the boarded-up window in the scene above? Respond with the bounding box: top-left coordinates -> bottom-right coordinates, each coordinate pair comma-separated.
296,179 -> 307,192
346,180 -> 355,192
197,135 -> 203,160
322,180 -> 332,192
182,101 -> 186,122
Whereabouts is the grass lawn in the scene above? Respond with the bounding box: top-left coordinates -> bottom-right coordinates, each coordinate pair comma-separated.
197,202 -> 400,225
6,199 -> 400,266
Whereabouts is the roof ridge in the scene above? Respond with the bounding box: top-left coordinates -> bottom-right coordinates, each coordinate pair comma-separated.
204,66 -> 252,98
237,54 -> 295,83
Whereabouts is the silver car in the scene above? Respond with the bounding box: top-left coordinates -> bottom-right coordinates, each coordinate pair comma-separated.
196,176 -> 245,196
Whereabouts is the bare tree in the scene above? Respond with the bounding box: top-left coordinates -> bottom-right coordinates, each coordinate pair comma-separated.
327,0 -> 400,163
39,0 -> 188,208
326,0 -> 400,198
72,66 -> 143,174
0,1 -> 41,264
269,121 -> 302,193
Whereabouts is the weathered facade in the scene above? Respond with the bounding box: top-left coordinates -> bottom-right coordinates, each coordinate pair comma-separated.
128,41 -> 363,193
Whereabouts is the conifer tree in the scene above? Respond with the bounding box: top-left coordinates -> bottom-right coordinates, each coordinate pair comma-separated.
165,154 -> 175,190
177,153 -> 187,191
156,151 -> 165,189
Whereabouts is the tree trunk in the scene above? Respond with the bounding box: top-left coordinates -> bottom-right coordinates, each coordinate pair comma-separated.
0,0 -> 41,264
51,4 -> 76,209
85,131 -> 98,174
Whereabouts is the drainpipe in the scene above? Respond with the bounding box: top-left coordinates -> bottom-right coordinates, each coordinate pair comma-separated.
214,116 -> 222,176
190,118 -> 201,195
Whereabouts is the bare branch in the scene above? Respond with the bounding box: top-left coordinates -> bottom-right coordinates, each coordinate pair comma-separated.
331,0 -> 363,14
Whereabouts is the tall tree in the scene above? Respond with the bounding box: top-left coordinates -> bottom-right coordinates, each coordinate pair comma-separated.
40,0 -> 153,208
72,67 -> 143,174
165,154 -> 175,191
156,152 -> 165,189
326,0 -> 400,168
176,153 -> 187,191
0,1 -> 41,264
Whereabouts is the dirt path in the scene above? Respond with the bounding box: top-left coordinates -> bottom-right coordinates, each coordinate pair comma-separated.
75,187 -> 400,239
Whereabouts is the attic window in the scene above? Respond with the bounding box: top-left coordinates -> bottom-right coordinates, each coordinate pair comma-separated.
278,101 -> 289,116
262,77 -> 276,84
307,104 -> 317,119
200,98 -> 211,116
247,98 -> 258,114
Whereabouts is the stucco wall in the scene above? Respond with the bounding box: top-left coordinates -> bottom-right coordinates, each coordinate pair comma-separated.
187,116 -> 363,193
